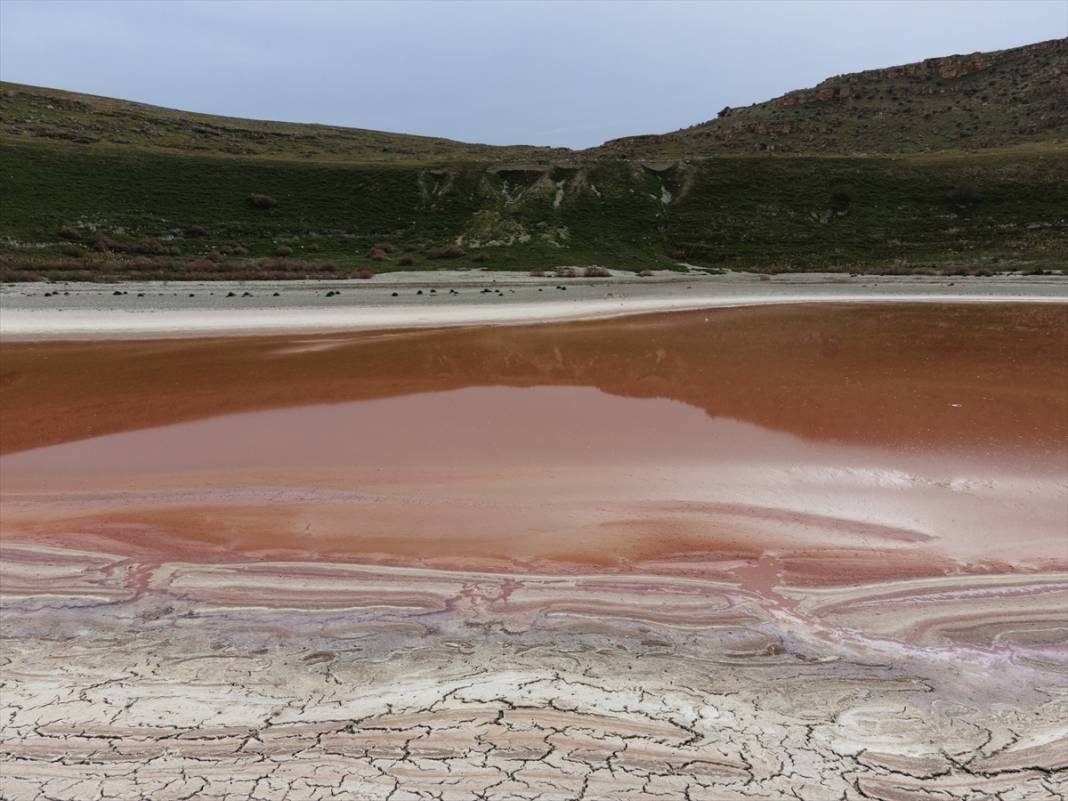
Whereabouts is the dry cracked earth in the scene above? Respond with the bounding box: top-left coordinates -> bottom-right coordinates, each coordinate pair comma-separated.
1,303 -> 1066,800
3,555 -> 1067,800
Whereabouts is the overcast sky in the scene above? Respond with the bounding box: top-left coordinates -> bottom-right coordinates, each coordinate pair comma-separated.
1,0 -> 1064,148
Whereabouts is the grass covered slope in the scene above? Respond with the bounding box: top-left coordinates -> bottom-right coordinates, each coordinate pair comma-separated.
3,138 -> 1065,281
0,82 -> 567,163
1,38 -> 1066,280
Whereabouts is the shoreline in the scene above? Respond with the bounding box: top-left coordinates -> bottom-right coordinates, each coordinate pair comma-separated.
2,271 -> 1065,340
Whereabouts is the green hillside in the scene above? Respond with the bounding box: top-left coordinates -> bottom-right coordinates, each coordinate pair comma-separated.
3,137 -> 1064,281
1,38 -> 1066,281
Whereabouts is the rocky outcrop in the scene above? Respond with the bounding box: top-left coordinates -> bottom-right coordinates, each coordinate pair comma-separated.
589,38 -> 1068,156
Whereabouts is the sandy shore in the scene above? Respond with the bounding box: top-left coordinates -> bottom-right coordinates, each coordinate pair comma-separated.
2,270 -> 1065,339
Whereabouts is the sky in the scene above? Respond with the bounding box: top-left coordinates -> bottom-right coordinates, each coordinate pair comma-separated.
1,0 -> 1064,149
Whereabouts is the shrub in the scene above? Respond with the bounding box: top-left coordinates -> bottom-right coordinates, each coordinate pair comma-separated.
182,259 -> 218,273
584,266 -> 611,278
529,268 -> 546,277
355,267 -> 375,279
59,225 -> 81,240
426,244 -> 465,260
638,270 -> 654,277
556,267 -> 578,278
186,225 -> 210,238
93,234 -> 172,255
275,245 -> 293,256
830,184 -> 854,209
94,232 -> 119,252
368,247 -> 388,260
472,252 -> 490,263
948,185 -> 981,206
306,243 -> 322,252
132,237 -> 167,255
373,242 -> 396,253
397,254 -> 415,266
248,193 -> 278,209
61,244 -> 84,257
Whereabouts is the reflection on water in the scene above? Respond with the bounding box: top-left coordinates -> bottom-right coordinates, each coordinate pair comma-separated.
1,367 -> 1065,572
2,303 -> 1064,458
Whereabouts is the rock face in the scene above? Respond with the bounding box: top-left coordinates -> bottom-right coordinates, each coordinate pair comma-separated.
592,38 -> 1068,156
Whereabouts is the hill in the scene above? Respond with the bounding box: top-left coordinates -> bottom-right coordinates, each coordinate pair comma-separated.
590,38 -> 1068,158
0,82 -> 568,163
1,39 -> 1066,281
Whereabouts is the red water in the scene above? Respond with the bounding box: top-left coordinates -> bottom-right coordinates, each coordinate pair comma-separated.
2,303 -> 1065,580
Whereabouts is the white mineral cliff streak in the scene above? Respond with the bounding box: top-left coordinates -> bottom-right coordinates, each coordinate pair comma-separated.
1,545 -> 1066,800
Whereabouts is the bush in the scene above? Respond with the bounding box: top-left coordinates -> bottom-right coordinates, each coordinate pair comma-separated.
556,266 -> 578,278
830,184 -> 854,209
248,193 -> 278,209
948,185 -> 981,206
94,233 -> 173,255
584,266 -> 611,278
355,267 -> 375,279
59,225 -> 81,240
306,243 -> 321,252
426,244 -> 465,260
94,232 -> 118,252
529,268 -> 546,277
186,225 -> 210,238
368,247 -> 388,261
373,242 -> 396,253
182,259 -> 218,273
275,245 -> 293,256
61,244 -> 84,257
638,269 -> 654,277
131,237 -> 168,255
472,251 -> 490,263
397,254 -> 415,266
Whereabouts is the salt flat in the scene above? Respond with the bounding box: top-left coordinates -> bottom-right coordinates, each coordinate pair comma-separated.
2,270 -> 1064,339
